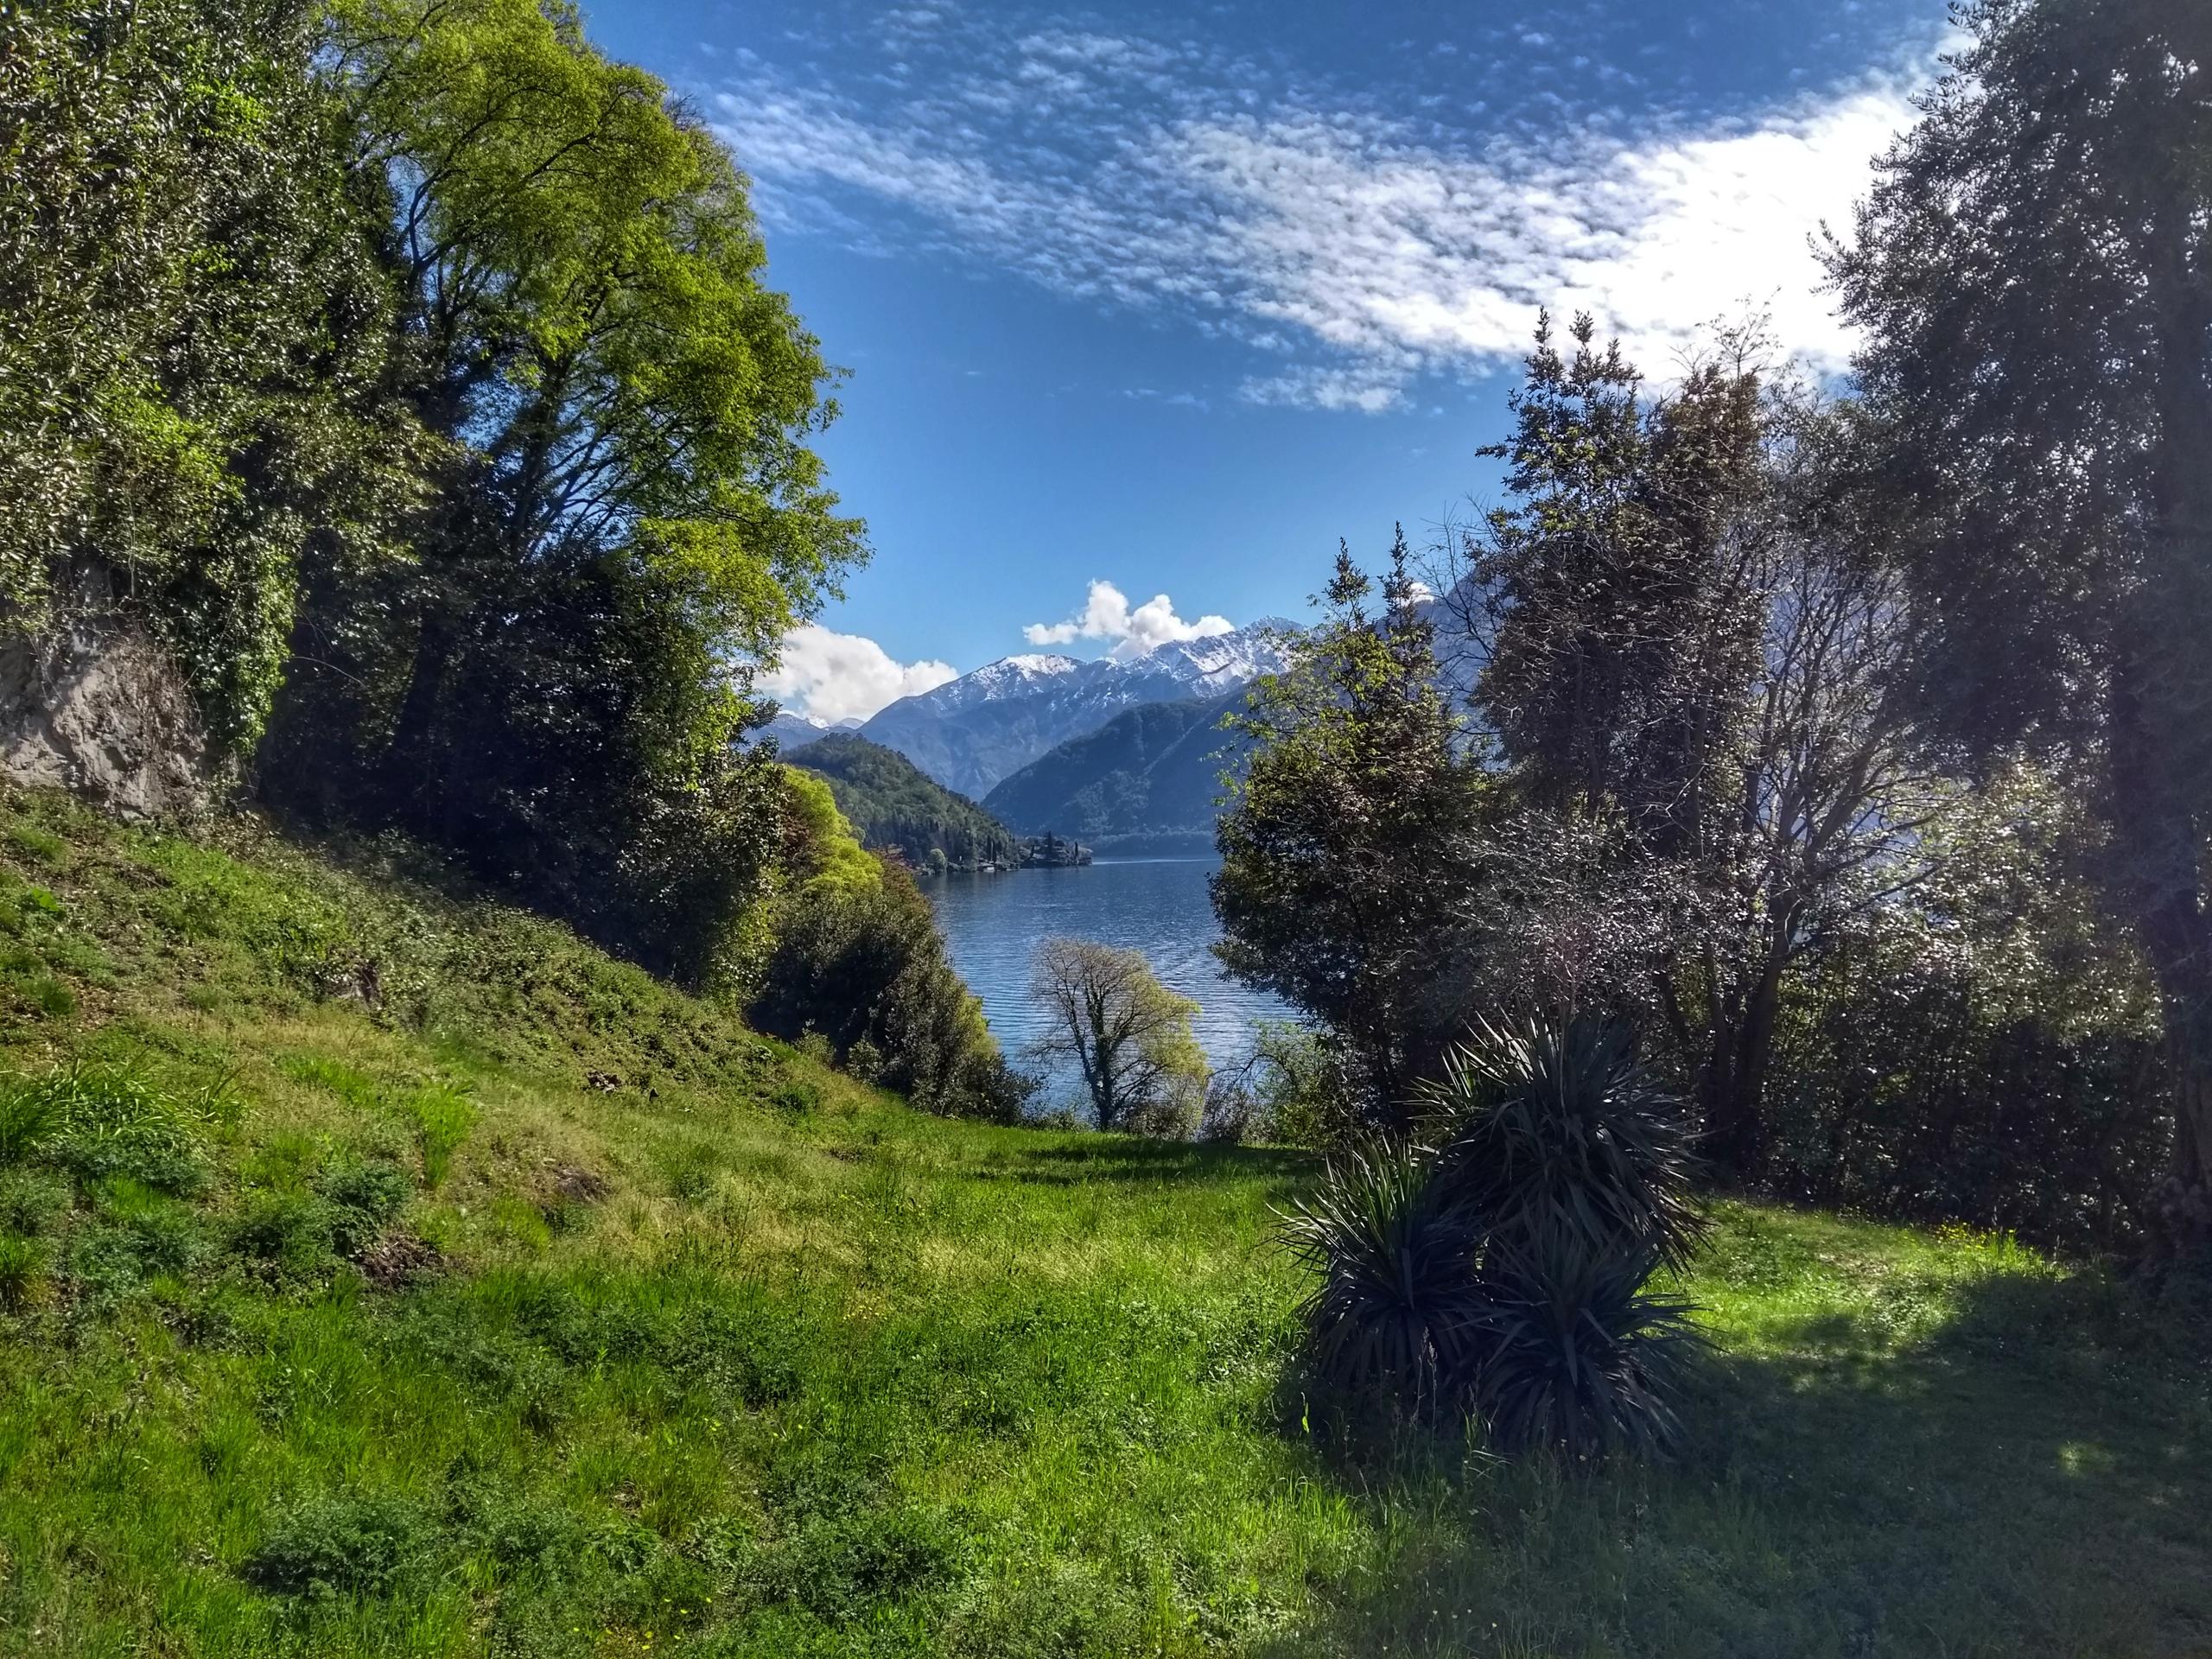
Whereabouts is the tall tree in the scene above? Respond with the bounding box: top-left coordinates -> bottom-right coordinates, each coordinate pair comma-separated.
263,0 -> 866,978
1450,321 -> 1942,1175
0,0 -> 416,749
1827,0 -> 2212,1246
1213,531 -> 1487,1120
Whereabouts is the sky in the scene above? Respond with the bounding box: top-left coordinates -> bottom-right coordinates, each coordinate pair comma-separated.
584,0 -> 1954,722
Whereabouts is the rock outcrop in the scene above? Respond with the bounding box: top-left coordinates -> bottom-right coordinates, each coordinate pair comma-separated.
0,613 -> 210,820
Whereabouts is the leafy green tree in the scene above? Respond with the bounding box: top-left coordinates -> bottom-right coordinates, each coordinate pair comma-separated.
0,0 -> 417,748
1452,321 -> 1943,1176
1767,764 -> 2168,1249
1827,0 -> 2212,1246
263,0 -> 865,978
749,771 -> 1026,1120
1212,531 -> 1487,1120
1029,937 -> 1207,1135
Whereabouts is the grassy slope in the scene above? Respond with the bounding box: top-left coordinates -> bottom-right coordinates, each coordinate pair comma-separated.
0,785 -> 2206,1656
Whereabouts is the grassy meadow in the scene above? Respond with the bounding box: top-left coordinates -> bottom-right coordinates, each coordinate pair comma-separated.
0,785 -> 2205,1656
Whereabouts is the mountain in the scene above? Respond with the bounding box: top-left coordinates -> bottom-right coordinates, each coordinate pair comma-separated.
858,620 -> 1293,799
981,690 -> 1253,842
753,710 -> 863,750
785,733 -> 1019,871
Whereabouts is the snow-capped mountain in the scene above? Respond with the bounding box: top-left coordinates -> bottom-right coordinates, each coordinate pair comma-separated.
859,619 -> 1295,799
753,709 -> 864,750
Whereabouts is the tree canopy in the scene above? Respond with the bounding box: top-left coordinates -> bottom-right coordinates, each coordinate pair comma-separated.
1827,0 -> 2212,1246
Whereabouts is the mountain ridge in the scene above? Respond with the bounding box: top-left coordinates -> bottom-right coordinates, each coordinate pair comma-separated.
981,689 -> 1254,841
857,619 -> 1294,799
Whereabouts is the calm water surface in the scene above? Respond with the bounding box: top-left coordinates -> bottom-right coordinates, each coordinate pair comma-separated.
926,857 -> 1293,1107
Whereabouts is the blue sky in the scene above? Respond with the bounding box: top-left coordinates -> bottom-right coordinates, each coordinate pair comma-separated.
587,0 -> 1950,721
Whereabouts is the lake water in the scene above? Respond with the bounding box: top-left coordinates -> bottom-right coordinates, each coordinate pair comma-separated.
925,856 -> 1294,1109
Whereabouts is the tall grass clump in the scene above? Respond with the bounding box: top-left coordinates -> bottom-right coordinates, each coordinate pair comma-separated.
1287,1017 -> 1704,1459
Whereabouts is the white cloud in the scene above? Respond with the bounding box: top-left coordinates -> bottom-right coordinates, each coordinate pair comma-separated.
1023,580 -> 1233,661
763,623 -> 957,723
712,27 -> 1932,410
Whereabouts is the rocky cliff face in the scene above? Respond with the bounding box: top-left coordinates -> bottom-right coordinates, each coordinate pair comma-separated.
0,614 -> 210,820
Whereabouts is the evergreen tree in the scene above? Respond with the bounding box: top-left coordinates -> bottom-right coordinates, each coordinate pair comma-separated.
1212,531 -> 1485,1122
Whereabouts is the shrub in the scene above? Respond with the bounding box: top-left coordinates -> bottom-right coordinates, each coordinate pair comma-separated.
0,1234 -> 48,1310
2,1064 -> 210,1194
317,1160 -> 413,1255
1423,1017 -> 1706,1268
0,1081 -> 59,1164
1467,1225 -> 1699,1461
1284,1017 -> 1706,1459
244,1492 -> 427,1600
1281,1138 -> 1486,1421
231,1193 -> 341,1277
0,1167 -> 69,1234
750,855 -> 1027,1121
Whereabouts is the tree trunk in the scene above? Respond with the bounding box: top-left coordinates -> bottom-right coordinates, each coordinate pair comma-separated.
1700,927 -> 1791,1182
2107,631 -> 2212,1253
2129,175 -> 2212,1255
376,614 -> 454,835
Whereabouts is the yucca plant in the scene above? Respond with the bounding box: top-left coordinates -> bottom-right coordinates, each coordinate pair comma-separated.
1280,1137 -> 1486,1421
1465,1222 -> 1701,1461
1422,1016 -> 1706,1268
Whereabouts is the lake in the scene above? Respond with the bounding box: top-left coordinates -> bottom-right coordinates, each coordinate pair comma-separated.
925,856 -> 1294,1109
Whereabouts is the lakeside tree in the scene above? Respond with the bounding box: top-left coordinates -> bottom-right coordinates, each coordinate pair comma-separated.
1029,938 -> 1207,1135
1213,531 -> 1486,1121
1827,0 -> 2212,1247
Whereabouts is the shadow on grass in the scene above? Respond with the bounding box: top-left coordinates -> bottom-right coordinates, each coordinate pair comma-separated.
1259,1262 -> 2212,1659
978,1136 -> 1315,1191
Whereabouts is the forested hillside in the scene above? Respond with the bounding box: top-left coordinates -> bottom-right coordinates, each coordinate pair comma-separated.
982,692 -> 1249,839
786,734 -> 1018,871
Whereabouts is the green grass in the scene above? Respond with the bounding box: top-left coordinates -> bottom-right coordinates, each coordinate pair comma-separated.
0,784 -> 2206,1656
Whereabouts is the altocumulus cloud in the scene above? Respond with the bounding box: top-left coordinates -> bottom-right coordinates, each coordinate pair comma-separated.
1024,581 -> 1232,661
709,22 -> 1929,410
763,623 -> 958,723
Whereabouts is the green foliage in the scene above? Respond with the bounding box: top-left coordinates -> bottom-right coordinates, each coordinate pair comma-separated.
779,767 -> 886,899
1214,531 -> 1486,1120
1466,1228 -> 1697,1462
1281,1138 -> 1486,1420
259,0 -> 865,984
0,1232 -> 48,1310
1288,1019 -> 1702,1459
1425,1018 -> 1707,1268
245,1492 -> 427,1600
6,1062 -> 213,1196
1764,766 -> 2169,1250
752,792 -> 1023,1120
0,0 -> 419,747
788,734 -> 1019,870
0,791 -> 2205,1653
1827,0 -> 2212,1235
404,1084 -> 475,1191
1028,937 -> 1208,1135
0,1079 -> 59,1164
